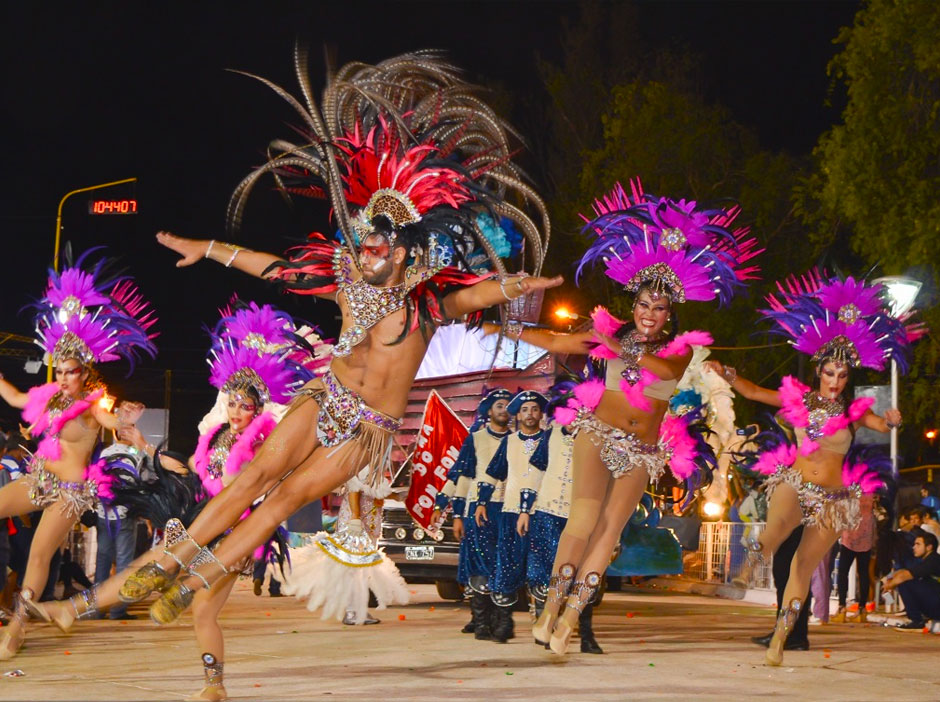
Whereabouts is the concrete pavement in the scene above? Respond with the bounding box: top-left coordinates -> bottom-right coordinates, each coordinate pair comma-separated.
1,580 -> 937,701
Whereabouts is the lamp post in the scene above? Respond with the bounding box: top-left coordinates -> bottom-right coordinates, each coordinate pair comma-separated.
49,178 -> 137,382
873,275 -> 922,476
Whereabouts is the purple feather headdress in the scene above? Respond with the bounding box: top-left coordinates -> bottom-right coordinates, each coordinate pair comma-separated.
207,301 -> 328,405
762,270 -> 912,373
32,248 -> 158,369
576,180 -> 762,305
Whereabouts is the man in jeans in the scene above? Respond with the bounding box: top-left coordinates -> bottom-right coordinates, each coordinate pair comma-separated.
94,444 -> 139,619
884,530 -> 940,630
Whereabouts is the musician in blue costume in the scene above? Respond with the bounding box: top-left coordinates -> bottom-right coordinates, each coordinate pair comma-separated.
432,388 -> 511,639
474,390 -> 548,643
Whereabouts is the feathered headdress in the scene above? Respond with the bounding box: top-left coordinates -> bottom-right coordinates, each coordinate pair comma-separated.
576,181 -> 762,305
227,47 -> 549,279
762,269 -> 913,372
207,300 -> 329,406
32,247 -> 157,369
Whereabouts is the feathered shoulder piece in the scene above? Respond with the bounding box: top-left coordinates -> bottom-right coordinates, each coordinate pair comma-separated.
228,47 -> 548,280
576,180 -> 762,306
761,269 -> 914,373
31,246 -> 157,371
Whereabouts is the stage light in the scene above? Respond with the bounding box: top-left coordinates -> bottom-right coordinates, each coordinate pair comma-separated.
98,393 -> 116,412
926,429 -> 938,441
702,501 -> 723,519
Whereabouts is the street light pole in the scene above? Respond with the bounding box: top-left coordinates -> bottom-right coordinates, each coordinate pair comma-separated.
874,275 -> 922,477
54,177 -> 137,272
49,177 -> 137,381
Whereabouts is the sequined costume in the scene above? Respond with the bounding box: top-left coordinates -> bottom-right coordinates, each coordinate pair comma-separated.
283,468 -> 408,624
526,426 -> 575,591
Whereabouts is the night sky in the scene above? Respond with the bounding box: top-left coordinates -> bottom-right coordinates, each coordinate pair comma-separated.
0,1 -> 860,439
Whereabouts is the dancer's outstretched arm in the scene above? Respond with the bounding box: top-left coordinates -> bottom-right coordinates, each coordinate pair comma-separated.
442,274 -> 563,320
703,360 -> 782,407
156,231 -> 284,279
0,376 -> 28,409
480,322 -> 594,355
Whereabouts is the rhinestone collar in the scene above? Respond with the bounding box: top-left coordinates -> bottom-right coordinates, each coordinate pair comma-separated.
803,391 -> 846,441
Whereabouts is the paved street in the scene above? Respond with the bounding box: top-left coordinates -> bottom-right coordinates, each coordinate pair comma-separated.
2,580 -> 938,701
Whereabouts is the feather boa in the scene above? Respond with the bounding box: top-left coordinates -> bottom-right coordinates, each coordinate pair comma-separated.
84,459 -> 111,499
777,375 -> 875,455
22,383 -> 105,460
193,412 -> 277,497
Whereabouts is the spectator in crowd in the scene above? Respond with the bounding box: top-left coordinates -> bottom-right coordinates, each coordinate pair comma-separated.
832,493 -> 875,623
91,443 -> 141,619
911,506 -> 940,539
883,530 -> 940,630
921,483 -> 940,519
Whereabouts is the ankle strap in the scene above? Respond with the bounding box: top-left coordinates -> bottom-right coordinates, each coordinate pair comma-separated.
163,518 -> 200,569
201,653 -> 224,687
547,564 -> 576,606
72,586 -> 99,620
186,546 -> 230,590
565,572 -> 601,614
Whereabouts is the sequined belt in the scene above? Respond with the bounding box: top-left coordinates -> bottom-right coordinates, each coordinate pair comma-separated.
24,457 -> 98,519
764,467 -> 862,532
310,371 -> 402,448
571,408 -> 665,481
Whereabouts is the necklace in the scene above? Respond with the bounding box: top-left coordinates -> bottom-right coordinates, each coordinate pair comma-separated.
46,391 -> 76,417
803,391 -> 846,440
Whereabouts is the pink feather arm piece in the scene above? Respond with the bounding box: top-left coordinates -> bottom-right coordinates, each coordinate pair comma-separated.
657,330 -> 713,358
842,461 -> 882,495
193,414 -> 276,497
778,376 -> 810,427
620,377 -> 653,412
589,344 -> 618,361
29,388 -> 104,461
590,306 -> 625,336
22,383 -> 60,428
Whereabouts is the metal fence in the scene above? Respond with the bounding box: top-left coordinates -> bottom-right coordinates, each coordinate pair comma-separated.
687,521 -> 773,590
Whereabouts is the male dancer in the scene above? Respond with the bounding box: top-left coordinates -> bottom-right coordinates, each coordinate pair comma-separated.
433,388 -> 512,639
526,420 -> 603,653
475,390 -> 547,643
121,51 -> 558,623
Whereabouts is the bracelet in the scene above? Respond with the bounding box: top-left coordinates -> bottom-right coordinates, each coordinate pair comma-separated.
498,274 -> 529,301
224,248 -> 241,268
887,421 -> 901,429
721,365 -> 737,385
504,320 -> 524,341
204,240 -> 216,259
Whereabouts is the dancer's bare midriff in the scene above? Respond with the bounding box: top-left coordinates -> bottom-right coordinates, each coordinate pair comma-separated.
329,304 -> 430,419
793,449 -> 845,490
593,389 -> 667,445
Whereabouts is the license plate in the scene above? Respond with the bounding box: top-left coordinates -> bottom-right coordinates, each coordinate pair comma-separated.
405,545 -> 435,561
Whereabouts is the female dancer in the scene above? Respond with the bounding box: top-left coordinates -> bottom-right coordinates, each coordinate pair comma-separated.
492,182 -> 759,654
705,271 -> 910,665
283,463 -> 408,625
45,300 -> 326,700
0,249 -> 156,658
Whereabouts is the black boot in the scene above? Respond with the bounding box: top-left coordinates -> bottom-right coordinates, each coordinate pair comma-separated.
464,592 -> 485,634
474,594 -> 494,641
490,594 -> 516,644
579,603 -> 603,654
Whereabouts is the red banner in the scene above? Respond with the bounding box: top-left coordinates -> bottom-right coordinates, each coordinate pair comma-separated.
405,391 -> 468,528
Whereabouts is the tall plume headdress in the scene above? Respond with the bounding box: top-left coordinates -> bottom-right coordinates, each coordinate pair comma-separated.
207,300 -> 329,407
576,180 -> 762,306
226,47 -> 549,280
761,270 -> 916,373
31,245 -> 158,371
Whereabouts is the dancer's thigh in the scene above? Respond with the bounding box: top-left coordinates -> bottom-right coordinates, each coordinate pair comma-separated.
762,483 -> 804,555
564,434 -> 612,540
0,480 -> 36,520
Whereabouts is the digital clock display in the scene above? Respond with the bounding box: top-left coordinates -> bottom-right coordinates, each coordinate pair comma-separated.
88,199 -> 138,215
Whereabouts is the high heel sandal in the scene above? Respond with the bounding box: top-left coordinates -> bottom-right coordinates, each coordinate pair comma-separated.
766,597 -> 802,666
120,518 -> 197,603
187,653 -> 227,701
151,545 -> 230,626
0,589 -> 31,661
532,564 -> 575,646
48,585 -> 101,634
732,538 -> 764,588
550,571 -> 600,656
